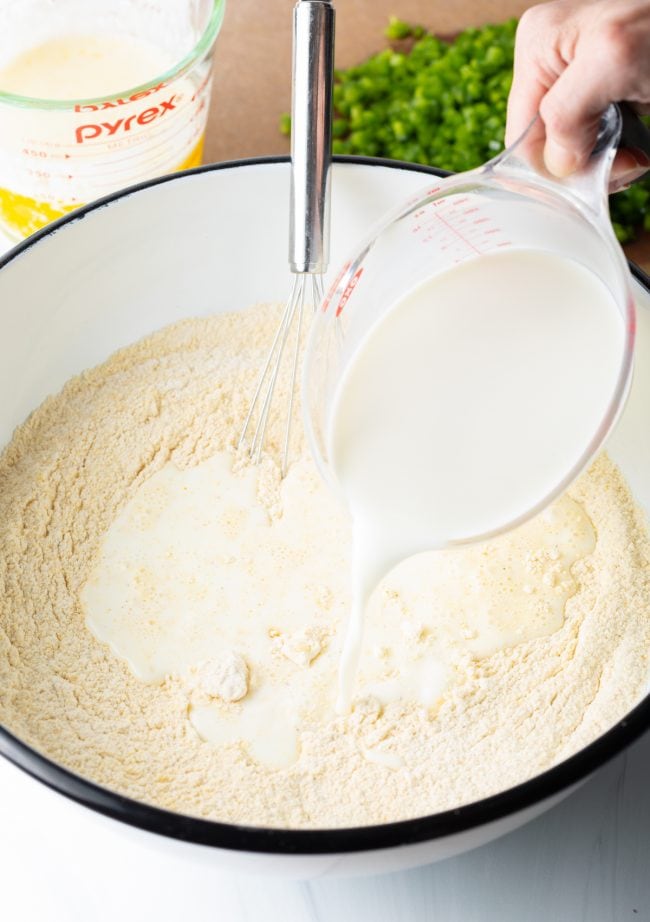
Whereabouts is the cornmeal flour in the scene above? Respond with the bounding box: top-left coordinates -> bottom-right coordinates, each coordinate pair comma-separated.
0,303 -> 649,828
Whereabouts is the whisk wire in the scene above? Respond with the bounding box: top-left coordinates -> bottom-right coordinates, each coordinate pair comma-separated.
240,0 -> 333,474
281,277 -> 309,474
239,273 -> 324,472
237,279 -> 297,453
250,276 -> 302,463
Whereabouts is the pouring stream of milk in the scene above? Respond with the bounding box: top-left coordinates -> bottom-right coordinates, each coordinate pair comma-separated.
328,249 -> 626,713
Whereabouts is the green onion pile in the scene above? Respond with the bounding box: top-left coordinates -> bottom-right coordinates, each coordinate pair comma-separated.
280,17 -> 650,244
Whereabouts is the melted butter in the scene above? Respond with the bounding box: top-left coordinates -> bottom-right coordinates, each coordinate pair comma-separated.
0,34 -> 174,99
83,451 -> 596,769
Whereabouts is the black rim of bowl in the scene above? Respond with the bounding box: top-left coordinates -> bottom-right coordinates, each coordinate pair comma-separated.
0,155 -> 649,856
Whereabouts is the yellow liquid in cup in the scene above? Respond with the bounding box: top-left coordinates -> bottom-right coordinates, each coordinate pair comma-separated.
0,137 -> 204,238
0,35 -> 209,239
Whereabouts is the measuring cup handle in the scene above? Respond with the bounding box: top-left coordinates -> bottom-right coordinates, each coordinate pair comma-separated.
489,102 -> 647,216
616,101 -> 650,184
561,102 -> 650,208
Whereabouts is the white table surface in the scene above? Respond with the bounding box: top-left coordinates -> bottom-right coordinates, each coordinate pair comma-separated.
1,230 -> 648,921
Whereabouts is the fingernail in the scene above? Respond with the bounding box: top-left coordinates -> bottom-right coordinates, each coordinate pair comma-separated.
618,147 -> 650,175
544,139 -> 579,178
611,168 -> 648,193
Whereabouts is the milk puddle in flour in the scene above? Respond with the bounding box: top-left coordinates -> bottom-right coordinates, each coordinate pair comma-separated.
328,249 -> 625,712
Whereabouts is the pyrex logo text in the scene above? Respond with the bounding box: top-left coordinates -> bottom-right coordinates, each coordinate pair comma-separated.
74,89 -> 178,144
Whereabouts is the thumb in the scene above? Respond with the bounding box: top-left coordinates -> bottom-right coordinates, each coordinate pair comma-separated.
539,58 -> 612,177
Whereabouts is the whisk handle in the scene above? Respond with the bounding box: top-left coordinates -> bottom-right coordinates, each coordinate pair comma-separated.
289,0 -> 335,275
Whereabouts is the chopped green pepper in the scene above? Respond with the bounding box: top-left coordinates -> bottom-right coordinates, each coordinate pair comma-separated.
279,18 -> 649,244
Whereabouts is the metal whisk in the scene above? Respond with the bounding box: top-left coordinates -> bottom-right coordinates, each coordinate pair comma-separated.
239,0 -> 335,474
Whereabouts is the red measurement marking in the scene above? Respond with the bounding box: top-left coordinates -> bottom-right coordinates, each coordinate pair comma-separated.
336,267 -> 364,317
473,217 -> 489,225
452,197 -> 469,206
190,69 -> 211,102
484,228 -> 499,235
433,212 -> 483,256
322,261 -> 351,312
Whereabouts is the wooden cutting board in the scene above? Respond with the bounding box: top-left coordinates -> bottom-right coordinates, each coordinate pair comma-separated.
204,0 -> 650,272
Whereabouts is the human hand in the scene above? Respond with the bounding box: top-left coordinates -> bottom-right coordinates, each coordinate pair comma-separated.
506,0 -> 650,190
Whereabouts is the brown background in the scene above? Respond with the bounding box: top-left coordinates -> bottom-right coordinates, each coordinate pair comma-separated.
205,0 -> 532,163
204,0 -> 649,269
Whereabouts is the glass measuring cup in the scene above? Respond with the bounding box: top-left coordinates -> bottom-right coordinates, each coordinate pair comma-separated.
303,104 -> 637,548
0,0 -> 225,241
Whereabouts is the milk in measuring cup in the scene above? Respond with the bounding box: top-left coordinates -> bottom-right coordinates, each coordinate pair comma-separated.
0,34 -> 208,238
329,248 -> 625,712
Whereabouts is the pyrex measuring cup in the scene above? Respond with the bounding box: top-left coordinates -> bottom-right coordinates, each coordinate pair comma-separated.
0,0 -> 224,240
304,103 -> 642,548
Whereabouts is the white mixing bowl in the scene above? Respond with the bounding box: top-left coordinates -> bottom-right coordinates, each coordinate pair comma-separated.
0,158 -> 649,878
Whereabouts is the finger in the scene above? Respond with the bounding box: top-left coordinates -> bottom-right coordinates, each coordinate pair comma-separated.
609,147 -> 650,192
539,57 -> 616,177
505,3 -> 569,147
506,71 -> 549,148
505,36 -> 553,170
